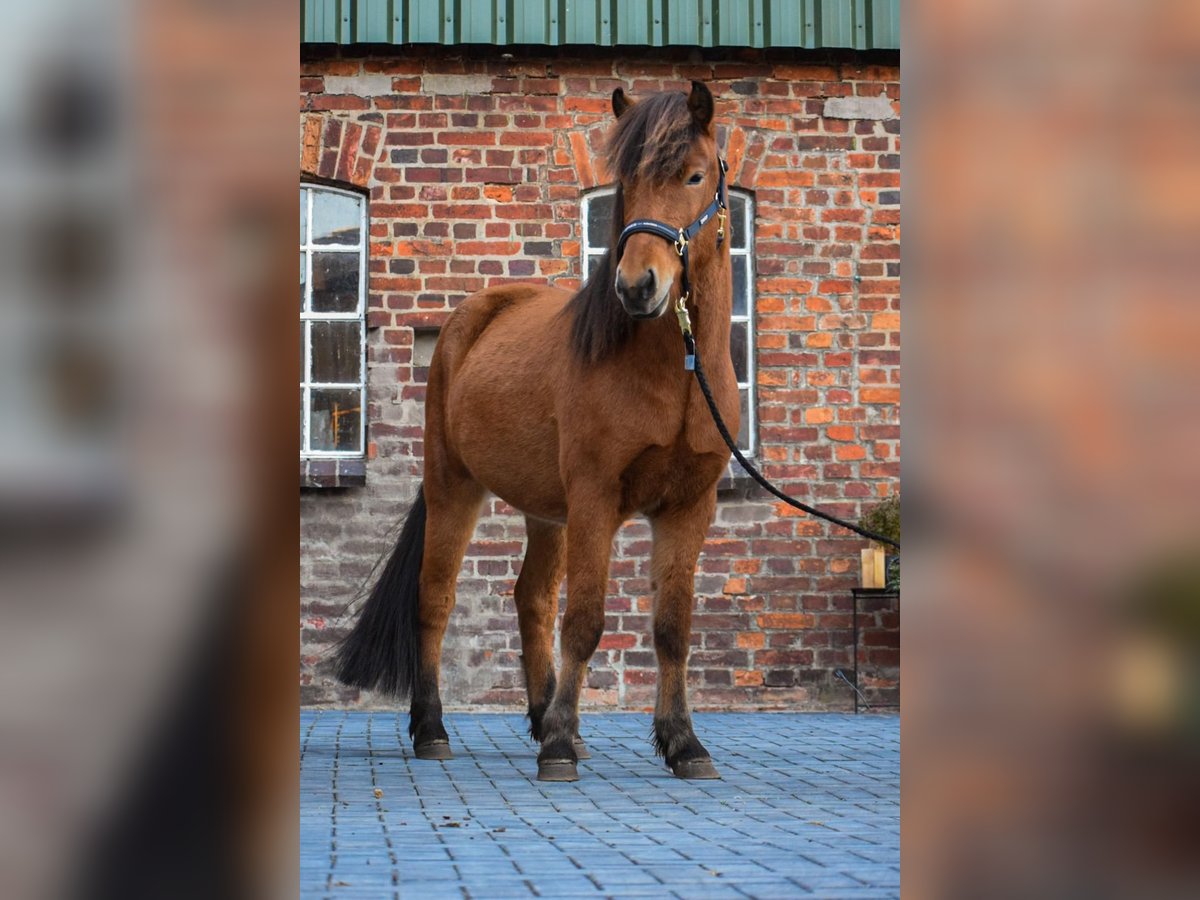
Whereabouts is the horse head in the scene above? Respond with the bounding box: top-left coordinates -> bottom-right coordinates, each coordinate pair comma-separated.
607,81 -> 726,320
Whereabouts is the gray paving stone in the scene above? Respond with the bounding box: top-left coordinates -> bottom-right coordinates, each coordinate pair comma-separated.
301,711 -> 898,898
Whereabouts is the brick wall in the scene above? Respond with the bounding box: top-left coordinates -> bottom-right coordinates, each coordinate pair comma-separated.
299,47 -> 899,711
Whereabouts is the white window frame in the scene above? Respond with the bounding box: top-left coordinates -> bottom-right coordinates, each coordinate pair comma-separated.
300,183 -> 368,458
579,186 -> 756,455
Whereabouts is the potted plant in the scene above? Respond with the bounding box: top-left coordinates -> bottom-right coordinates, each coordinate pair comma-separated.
860,494 -> 900,590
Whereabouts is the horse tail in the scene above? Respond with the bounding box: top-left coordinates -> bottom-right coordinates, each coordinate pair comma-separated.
334,485 -> 427,698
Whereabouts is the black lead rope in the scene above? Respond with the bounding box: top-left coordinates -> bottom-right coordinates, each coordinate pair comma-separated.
614,155 -> 899,550
680,323 -> 900,550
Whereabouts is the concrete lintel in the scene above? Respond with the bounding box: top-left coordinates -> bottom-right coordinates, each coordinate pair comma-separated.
823,92 -> 896,121
323,73 -> 396,96
421,73 -> 493,95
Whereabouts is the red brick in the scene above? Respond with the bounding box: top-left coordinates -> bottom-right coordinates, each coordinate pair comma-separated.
310,95 -> 370,111
300,115 -> 322,174
455,241 -> 522,255
737,632 -> 766,649
757,614 -> 816,630
500,131 -> 553,146
723,577 -> 748,595
465,167 -> 523,183
599,633 -> 637,650
335,122 -> 362,183
568,132 -> 596,188
437,131 -> 496,146
756,170 -> 815,188
871,313 -> 900,330
861,388 -> 900,404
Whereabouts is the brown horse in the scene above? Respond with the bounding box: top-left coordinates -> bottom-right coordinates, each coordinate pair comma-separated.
336,81 -> 739,782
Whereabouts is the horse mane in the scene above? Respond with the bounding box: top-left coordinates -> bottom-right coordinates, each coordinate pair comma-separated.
565,188 -> 630,363
565,91 -> 702,363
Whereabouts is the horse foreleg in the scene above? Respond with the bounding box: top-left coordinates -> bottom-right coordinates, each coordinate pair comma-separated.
410,477 -> 485,758
536,499 -> 620,781
514,517 -> 566,742
649,493 -> 721,779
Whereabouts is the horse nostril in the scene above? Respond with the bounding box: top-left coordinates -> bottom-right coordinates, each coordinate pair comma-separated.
616,268 -> 658,308
616,268 -> 656,303
636,270 -> 656,300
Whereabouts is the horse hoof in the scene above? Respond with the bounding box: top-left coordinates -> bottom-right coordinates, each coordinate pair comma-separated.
414,739 -> 453,760
573,737 -> 591,760
537,758 -> 579,782
672,757 -> 721,780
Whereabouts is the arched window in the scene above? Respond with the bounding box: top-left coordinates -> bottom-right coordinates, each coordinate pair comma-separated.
580,188 -> 756,453
300,184 -> 367,458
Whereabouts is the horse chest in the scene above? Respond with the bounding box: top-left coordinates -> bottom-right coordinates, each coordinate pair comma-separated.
617,434 -> 725,516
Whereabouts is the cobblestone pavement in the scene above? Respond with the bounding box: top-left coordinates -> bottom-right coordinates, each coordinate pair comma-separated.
300,711 -> 899,899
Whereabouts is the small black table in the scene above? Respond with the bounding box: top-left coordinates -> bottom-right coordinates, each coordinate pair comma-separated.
851,587 -> 900,713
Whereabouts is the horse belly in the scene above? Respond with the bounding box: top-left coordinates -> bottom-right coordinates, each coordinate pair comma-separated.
446,336 -> 567,522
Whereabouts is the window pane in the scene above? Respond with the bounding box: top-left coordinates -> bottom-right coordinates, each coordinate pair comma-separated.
586,193 -> 614,251
300,251 -> 307,311
311,190 -> 361,245
309,388 -> 361,453
729,194 -> 748,249
311,252 -> 359,312
729,321 -> 749,383
300,389 -> 305,452
587,253 -> 603,280
300,321 -> 306,383
300,188 -> 307,243
310,321 -> 361,384
731,255 -> 748,317
737,388 -> 752,451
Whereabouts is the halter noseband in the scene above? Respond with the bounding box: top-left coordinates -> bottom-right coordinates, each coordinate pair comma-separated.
613,156 -> 729,306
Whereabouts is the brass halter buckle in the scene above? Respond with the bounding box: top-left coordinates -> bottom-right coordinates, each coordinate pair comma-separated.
674,293 -> 693,336
717,208 -> 727,243
674,230 -> 688,256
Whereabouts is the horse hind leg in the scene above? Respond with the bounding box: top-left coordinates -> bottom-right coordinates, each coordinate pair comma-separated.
409,475 -> 486,758
649,495 -> 721,779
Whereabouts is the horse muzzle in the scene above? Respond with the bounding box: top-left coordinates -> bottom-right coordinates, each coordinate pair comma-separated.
615,267 -> 670,319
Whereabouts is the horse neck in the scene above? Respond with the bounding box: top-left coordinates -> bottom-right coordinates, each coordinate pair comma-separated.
686,239 -> 733,359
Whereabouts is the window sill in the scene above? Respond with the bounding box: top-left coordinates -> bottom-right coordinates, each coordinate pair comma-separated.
301,457 -> 366,489
716,455 -> 761,497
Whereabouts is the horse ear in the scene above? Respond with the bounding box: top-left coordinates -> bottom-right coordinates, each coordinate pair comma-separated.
687,81 -> 714,129
612,88 -> 632,119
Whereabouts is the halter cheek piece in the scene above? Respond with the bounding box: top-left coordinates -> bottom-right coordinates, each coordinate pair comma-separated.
613,157 -> 729,359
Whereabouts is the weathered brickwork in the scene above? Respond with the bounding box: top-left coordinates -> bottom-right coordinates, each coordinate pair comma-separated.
300,48 -> 900,710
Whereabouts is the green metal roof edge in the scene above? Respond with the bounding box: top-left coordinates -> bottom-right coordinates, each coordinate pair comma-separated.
301,1 -> 899,51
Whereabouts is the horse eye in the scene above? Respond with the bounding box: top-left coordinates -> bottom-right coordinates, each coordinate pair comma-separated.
687,172 -> 704,185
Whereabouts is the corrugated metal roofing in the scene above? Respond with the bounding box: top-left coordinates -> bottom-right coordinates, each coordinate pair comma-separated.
301,1 -> 899,50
